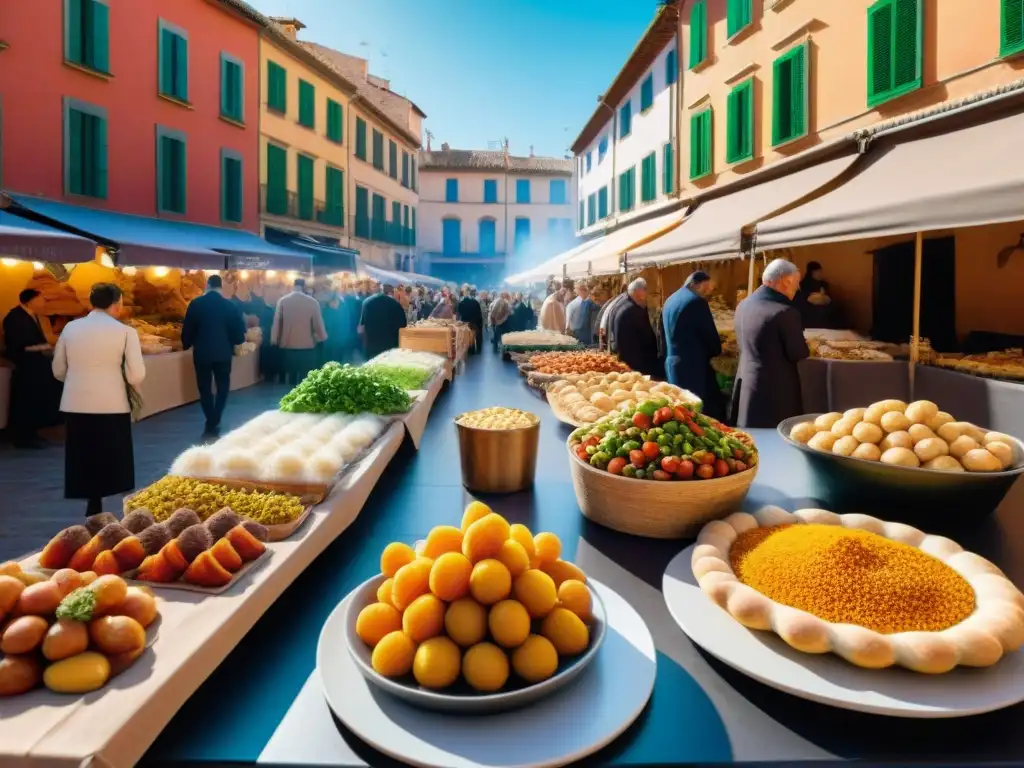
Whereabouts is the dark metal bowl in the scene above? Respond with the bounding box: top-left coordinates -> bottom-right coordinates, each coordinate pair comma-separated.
777,414 -> 1024,525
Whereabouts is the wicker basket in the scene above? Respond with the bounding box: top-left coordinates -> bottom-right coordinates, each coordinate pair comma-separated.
567,440 -> 757,539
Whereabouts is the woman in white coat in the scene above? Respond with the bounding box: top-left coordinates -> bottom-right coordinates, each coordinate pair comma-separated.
52,283 -> 146,516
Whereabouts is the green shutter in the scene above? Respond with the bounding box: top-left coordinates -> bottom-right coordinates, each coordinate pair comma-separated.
640,75 -> 653,112
67,0 -> 83,64
222,155 -> 242,223
355,118 -> 367,160
726,80 -> 753,164
372,130 -> 384,170
174,35 -> 188,101
298,80 -> 315,128
267,61 -> 286,113
663,143 -> 673,195
411,207 -> 417,246
690,109 -> 712,180
402,152 -> 410,186
619,168 -> 635,213
1002,0 -> 1024,56
68,109 -> 84,195
641,152 -> 656,202
727,0 -> 752,38
388,140 -> 398,179
355,186 -> 369,238
326,100 -> 343,142
867,0 -> 921,107
297,154 -> 314,220
323,166 -> 344,225
94,114 -> 108,198
266,143 -> 287,215
689,0 -> 707,69
91,1 -> 109,72
159,29 -> 174,95
579,201 -> 584,229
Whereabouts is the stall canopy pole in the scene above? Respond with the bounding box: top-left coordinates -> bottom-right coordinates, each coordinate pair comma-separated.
746,234 -> 757,296
909,231 -> 923,396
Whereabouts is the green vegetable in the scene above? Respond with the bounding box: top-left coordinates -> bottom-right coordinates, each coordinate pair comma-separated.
634,469 -> 645,479
657,434 -> 671,447
638,401 -> 658,417
622,440 -> 641,453
625,427 -> 641,439
585,445 -> 598,456
659,445 -> 672,456
363,363 -> 432,391
622,464 -> 637,478
56,587 -> 97,622
663,421 -> 679,435
684,442 -> 695,454
280,363 -> 412,415
569,428 -> 587,442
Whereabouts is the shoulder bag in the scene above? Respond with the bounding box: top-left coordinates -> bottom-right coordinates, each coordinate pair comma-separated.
123,334 -> 144,422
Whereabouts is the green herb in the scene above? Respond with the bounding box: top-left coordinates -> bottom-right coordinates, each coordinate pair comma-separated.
56,587 -> 97,622
280,363 -> 412,415
363,364 -> 433,391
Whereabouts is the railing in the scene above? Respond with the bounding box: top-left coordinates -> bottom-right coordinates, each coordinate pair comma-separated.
261,185 -> 334,226
349,215 -> 416,247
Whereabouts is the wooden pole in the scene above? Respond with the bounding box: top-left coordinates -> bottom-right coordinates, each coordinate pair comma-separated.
909,231 -> 923,395
747,252 -> 756,295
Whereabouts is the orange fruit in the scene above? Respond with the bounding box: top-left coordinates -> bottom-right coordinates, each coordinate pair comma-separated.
462,514 -> 511,563
376,577 -> 395,607
429,552 -> 472,601
356,602 -> 403,647
460,500 -> 493,531
513,569 -> 558,618
557,579 -> 592,621
402,593 -> 447,643
539,558 -> 587,588
380,542 -> 416,578
496,540 -> 530,579
533,532 -> 562,565
541,608 -> 589,655
512,635 -> 559,683
469,559 -> 512,605
488,600 -> 531,648
445,598 -> 488,647
391,558 -> 433,610
462,642 -> 509,692
509,524 -> 536,558
371,630 -> 416,677
413,636 -> 461,689
423,526 -> 463,559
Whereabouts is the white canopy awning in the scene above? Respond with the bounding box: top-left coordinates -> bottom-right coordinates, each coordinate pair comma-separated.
563,210 -> 683,278
756,109 -> 1024,250
505,237 -> 605,285
629,154 -> 859,265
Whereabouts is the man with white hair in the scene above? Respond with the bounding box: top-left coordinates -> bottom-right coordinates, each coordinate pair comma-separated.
610,277 -> 661,376
730,258 -> 809,428
538,283 -> 567,332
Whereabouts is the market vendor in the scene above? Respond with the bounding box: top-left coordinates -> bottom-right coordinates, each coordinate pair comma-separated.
2,289 -> 61,448
565,283 -> 598,346
538,284 -> 567,332
272,278 -> 328,386
359,283 -> 407,359
662,271 -> 724,419
611,278 -> 661,377
488,291 -> 513,350
797,260 -> 835,329
729,259 -> 809,428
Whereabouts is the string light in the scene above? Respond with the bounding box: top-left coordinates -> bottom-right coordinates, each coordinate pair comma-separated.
32,262 -> 44,271
1,258 -> 17,267
266,270 -> 277,278
123,266 -> 137,276
154,266 -> 170,278
286,270 -> 297,281
240,270 -> 250,280
99,252 -> 115,268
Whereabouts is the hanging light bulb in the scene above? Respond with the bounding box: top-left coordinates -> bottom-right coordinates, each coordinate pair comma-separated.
123,266 -> 138,276
240,270 -> 250,280
32,262 -> 44,271
286,270 -> 297,281
266,270 -> 277,278
205,269 -> 219,276
0,258 -> 17,267
154,266 -> 170,278
99,251 -> 115,268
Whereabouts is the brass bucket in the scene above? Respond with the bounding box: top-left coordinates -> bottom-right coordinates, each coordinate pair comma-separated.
455,415 -> 540,494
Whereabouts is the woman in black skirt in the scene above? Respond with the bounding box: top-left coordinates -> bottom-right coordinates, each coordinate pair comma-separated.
52,283 -> 146,516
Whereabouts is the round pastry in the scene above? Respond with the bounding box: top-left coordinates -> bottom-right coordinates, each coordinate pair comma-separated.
789,422 -> 818,444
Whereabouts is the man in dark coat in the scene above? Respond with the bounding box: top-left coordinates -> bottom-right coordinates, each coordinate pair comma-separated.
662,271 -> 725,419
2,288 -> 60,448
359,283 -> 407,360
182,274 -> 247,437
611,278 -> 661,377
457,288 -> 484,355
729,259 -> 810,429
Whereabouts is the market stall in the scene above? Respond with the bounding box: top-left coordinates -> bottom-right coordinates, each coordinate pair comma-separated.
399,369 -> 448,448
135,348 -> 260,420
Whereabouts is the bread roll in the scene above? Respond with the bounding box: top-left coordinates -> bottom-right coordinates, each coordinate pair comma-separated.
863,404 -> 886,425
907,424 -> 935,444
985,431 -> 1015,446
814,412 -> 843,430
986,441 -> 1014,469
880,411 -> 912,433
961,448 -> 1002,472
831,419 -> 856,438
880,431 -> 913,451
880,447 -> 920,467
904,400 -> 939,425
922,455 -> 965,472
927,411 -> 955,432
852,442 -> 882,461
937,422 -> 972,443
949,435 -> 980,459
852,421 -> 883,444
914,437 -> 949,463
832,436 -> 860,457
807,431 -> 838,452
843,408 -> 866,422
789,422 -> 818,444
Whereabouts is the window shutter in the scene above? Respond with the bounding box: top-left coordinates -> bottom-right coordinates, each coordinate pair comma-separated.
159,136 -> 171,210
728,0 -> 751,38
174,138 -> 186,212
159,29 -> 173,94
1003,0 -> 1024,55
892,0 -> 921,91
641,75 -> 653,111
297,154 -> 313,220
666,49 -> 677,85
663,143 -> 673,195
220,59 -> 231,117
867,0 -> 894,104
174,35 -> 188,100
789,46 -> 807,140
67,0 -> 84,64
689,1 -> 706,68
689,112 -> 700,179
91,1 -> 109,72
94,115 -> 108,198
389,140 -> 398,179
67,109 -> 83,195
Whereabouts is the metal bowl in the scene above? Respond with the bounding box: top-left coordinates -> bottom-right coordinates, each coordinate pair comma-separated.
455,413 -> 540,494
778,414 -> 1024,523
343,574 -> 607,714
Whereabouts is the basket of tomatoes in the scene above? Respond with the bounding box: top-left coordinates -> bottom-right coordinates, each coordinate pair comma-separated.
566,400 -> 758,539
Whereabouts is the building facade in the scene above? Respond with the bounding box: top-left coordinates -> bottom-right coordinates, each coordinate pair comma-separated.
0,0 -> 262,232
418,147 -> 575,285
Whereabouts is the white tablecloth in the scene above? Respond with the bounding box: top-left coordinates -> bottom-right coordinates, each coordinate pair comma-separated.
137,350 -> 261,420
400,370 -> 447,449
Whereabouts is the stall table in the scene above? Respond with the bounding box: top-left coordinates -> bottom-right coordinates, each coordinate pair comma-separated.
915,364 -> 1024,436
399,370 -> 447,448
136,350 -> 260,420
798,358 -> 910,414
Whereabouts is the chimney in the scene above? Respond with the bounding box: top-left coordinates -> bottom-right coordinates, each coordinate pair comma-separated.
529,145 -> 535,158
441,142 -> 450,151
270,17 -> 306,41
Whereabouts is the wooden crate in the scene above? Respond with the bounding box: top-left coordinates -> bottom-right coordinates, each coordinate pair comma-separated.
401,326 -> 455,358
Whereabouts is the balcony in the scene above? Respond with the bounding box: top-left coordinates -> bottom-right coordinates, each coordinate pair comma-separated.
350,215 -> 416,247
261,185 -> 343,229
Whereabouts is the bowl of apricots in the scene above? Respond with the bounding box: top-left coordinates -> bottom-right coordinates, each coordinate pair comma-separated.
338,501 -> 605,713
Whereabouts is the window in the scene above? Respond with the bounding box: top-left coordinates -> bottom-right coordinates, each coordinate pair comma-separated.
640,74 -> 654,112
267,60 -> 286,114
514,217 -> 531,251
63,98 -> 108,199
587,193 -> 596,226
641,151 -> 657,203
484,179 -> 498,203
586,152 -> 592,173
446,178 -> 459,203
666,48 -> 678,86
220,54 -> 244,123
355,117 -> 367,160
619,101 -> 632,138
690,108 -> 713,180
355,186 -> 369,238
772,43 -> 809,146
618,166 -> 636,213
579,201 -> 585,231
265,142 -> 287,215
549,179 -> 567,204
65,0 -> 109,74
443,218 -> 461,255
411,207 -> 417,245
598,186 -> 609,219
297,153 -> 314,220
663,143 -> 674,195
516,179 -> 531,204
689,0 -> 708,69
479,218 -> 496,255
598,135 -> 609,162
322,166 -> 344,226
727,0 -> 753,38
867,0 -> 922,108
371,129 -> 384,170
220,149 -> 242,223
156,126 -> 186,214
401,151 -> 410,187
411,157 -> 417,190
1002,0 -> 1024,57
391,201 -> 401,244
371,194 -> 385,240
402,205 -> 411,245
726,79 -> 754,164
158,21 -> 189,102
388,140 -> 398,180
326,99 -> 343,143
298,80 -> 315,128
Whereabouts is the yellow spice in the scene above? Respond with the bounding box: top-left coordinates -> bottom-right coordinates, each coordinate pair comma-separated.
730,524 -> 975,634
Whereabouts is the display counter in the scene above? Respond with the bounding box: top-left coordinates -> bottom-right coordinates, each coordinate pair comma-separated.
916,363 -> 1024,435
0,365 -> 9,430
798,358 -> 910,413
400,370 -> 447,448
137,350 -> 260,420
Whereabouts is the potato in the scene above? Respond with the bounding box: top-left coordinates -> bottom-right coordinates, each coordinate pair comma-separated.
0,575 -> 25,618
43,651 -> 111,694
832,436 -> 860,457
962,423 -> 988,445
852,422 -> 884,444
927,411 -> 955,432
949,435 -> 980,460
985,431 -> 1015,446
880,431 -> 913,451
961,448 -> 1002,473
814,412 -> 843,430
923,456 -> 965,472
789,422 -> 818,444
17,580 -> 62,617
843,408 -> 867,422
852,443 -> 882,461
0,654 -> 42,696
89,615 -> 145,656
807,431 -> 838,452
111,588 -> 158,628
880,411 -> 912,433
42,618 -> 89,661
863,404 -> 886,425
1,615 -> 49,654
986,441 -> 1015,470
937,422 -> 972,443
881,399 -> 908,413
831,418 -> 856,438
907,424 -> 935,444
905,400 -> 939,425
914,437 -> 950,464
880,447 -> 920,467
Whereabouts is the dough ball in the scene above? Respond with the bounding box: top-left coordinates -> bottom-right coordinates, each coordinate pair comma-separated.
832,436 -> 860,457
774,610 -> 831,654
949,435 -> 980,460
881,399 -> 908,413
632,380 -> 652,392
907,423 -> 935,444
927,411 -> 955,432
922,455 -> 965,472
863,404 -> 886,425
879,431 -> 913,451
985,431 -> 1015,446
607,383 -> 625,394
961,448 -> 1002,473
914,437 -> 950,464
814,412 -> 843,430
852,421 -> 883,444
843,408 -> 866,422
937,421 -> 972,443
852,443 -> 882,461
831,418 -> 857,438
581,386 -> 601,399
789,422 -> 819,444
904,400 -> 939,425
726,588 -> 773,630
880,447 -> 920,467
807,431 -> 838,452
962,423 -> 989,445
590,394 -> 615,412
610,389 -> 633,404
880,411 -> 912,434
986,441 -> 1015,469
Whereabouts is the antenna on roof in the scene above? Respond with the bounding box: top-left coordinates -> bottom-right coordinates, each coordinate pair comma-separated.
425,129 -> 434,151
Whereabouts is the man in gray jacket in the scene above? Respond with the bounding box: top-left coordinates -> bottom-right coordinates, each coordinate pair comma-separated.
271,278 -> 327,385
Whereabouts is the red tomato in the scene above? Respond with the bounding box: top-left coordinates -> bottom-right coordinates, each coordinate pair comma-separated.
632,412 -> 652,430
576,446 -> 589,461
687,422 -> 705,437
733,448 -> 746,459
652,470 -> 672,481
720,425 -> 734,433
676,459 -> 695,479
734,461 -> 747,473
583,435 -> 600,448
714,459 -> 730,477
642,441 -> 661,460
660,455 -> 681,474
695,464 -> 715,479
629,450 -> 647,469
607,457 -> 627,475
673,406 -> 692,422
700,452 -> 716,466
653,407 -> 674,426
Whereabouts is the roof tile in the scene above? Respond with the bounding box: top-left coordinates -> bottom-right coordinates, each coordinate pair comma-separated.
419,149 -> 572,176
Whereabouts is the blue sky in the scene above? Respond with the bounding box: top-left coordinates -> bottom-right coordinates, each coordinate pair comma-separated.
247,0 -> 662,158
